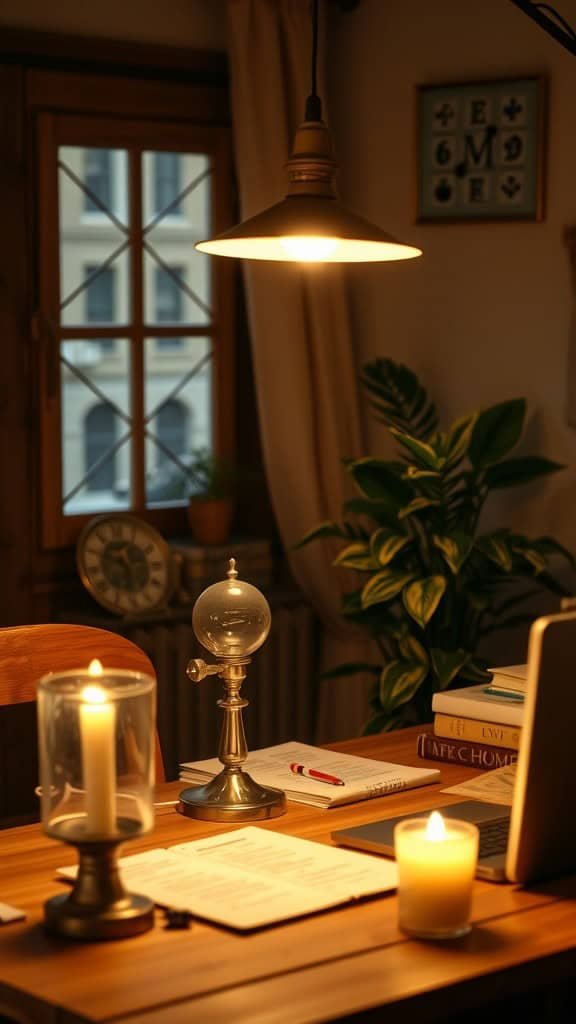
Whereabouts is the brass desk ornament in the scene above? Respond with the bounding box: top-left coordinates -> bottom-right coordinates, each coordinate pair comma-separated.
178,559 -> 286,822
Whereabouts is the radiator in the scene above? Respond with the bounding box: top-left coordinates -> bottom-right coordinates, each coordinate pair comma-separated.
127,602 -> 320,780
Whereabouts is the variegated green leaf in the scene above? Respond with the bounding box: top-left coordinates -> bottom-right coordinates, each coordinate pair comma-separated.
294,520 -> 346,549
397,633 -> 429,666
403,466 -> 441,482
402,575 -> 447,628
476,533 -> 513,571
333,542 -> 379,571
513,545 -> 547,575
389,428 -> 442,470
443,414 -> 477,466
349,458 -> 413,505
361,570 -> 414,609
379,658 -> 428,713
433,531 -> 473,574
398,497 -> 441,519
370,527 -> 410,567
431,648 -> 469,690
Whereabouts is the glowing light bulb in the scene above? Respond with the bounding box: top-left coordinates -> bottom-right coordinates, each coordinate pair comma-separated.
425,810 -> 447,842
88,659 -> 103,677
279,235 -> 339,261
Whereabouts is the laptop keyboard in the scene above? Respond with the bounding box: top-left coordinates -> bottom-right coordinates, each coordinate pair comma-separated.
478,816 -> 510,858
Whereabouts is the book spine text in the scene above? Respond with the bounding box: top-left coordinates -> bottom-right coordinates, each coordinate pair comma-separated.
417,731 -> 518,768
434,713 -> 521,751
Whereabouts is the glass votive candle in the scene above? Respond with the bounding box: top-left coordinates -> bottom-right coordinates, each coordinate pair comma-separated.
37,659 -> 156,939
395,811 -> 479,940
38,660 -> 156,841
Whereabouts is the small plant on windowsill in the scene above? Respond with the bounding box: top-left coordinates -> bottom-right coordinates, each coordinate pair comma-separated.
297,358 -> 575,734
185,448 -> 237,546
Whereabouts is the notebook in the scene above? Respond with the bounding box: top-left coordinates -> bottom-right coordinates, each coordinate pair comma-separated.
180,741 -> 440,809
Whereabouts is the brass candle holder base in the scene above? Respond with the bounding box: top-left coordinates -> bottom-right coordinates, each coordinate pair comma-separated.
178,767 -> 286,822
44,835 -> 154,941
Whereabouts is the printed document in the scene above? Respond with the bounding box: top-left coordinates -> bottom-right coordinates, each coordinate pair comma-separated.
58,826 -> 398,930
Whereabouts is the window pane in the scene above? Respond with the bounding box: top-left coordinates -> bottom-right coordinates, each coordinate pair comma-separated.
144,250 -> 209,327
143,152 -> 210,227
144,337 -> 212,506
84,149 -> 113,212
61,339 -> 132,515
59,146 -> 130,327
153,153 -> 182,216
143,151 -> 211,326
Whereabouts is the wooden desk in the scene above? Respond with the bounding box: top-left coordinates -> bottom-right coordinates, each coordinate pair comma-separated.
0,728 -> 574,1024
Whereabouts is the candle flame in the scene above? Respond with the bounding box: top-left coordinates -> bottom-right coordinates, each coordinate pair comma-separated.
88,659 -> 103,677
425,810 -> 447,842
82,684 -> 108,705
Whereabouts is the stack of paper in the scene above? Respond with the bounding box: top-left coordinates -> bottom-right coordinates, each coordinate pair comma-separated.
179,741 -> 440,809
58,827 -> 398,930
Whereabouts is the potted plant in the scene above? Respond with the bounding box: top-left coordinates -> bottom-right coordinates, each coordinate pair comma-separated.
185,448 -> 236,545
298,359 -> 575,733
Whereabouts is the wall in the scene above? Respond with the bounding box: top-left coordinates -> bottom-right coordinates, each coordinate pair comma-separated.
329,0 -> 576,556
0,0 -> 227,49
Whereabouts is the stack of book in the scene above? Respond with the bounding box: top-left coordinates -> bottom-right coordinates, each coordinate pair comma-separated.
172,538 -> 273,600
417,665 -> 527,769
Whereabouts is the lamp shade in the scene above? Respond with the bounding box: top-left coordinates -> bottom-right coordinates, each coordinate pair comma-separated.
196,118 -> 422,264
195,195 -> 422,263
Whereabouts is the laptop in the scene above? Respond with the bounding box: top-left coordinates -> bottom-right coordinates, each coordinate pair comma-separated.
332,612 -> 576,884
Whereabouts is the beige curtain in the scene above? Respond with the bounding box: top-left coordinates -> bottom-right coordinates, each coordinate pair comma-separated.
227,0 -> 375,740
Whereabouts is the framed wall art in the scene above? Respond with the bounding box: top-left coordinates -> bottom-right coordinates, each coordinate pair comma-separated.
416,77 -> 546,223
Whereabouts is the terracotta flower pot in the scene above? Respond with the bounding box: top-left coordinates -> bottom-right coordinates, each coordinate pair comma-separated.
187,498 -> 234,546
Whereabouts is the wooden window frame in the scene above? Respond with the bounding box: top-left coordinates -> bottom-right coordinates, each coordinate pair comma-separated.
30,69 -> 235,549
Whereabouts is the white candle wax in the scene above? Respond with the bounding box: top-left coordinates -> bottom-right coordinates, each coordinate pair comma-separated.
395,812 -> 478,939
80,663 -> 116,836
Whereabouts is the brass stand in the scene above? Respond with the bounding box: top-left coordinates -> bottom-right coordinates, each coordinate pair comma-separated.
178,657 -> 286,822
44,823 -> 154,940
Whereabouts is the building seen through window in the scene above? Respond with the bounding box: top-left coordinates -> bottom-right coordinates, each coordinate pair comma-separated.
57,144 -> 213,520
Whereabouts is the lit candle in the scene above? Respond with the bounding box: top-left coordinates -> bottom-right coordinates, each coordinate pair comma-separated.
394,811 -> 478,939
80,660 -> 116,836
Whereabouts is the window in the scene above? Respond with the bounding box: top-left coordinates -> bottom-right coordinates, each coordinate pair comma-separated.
85,265 -> 115,353
85,404 -> 117,492
157,399 -> 188,455
84,149 -> 113,213
155,266 -> 183,349
153,153 -> 182,216
37,83 -> 234,548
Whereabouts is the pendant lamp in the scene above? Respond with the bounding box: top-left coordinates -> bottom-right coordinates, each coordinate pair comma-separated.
195,1 -> 422,264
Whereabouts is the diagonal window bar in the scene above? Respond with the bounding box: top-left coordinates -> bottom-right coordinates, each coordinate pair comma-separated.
144,167 -> 212,234
60,353 -> 133,428
63,430 -> 132,505
144,349 -> 212,424
60,239 -> 131,313
143,240 -> 212,318
143,426 -> 194,479
58,160 -> 129,234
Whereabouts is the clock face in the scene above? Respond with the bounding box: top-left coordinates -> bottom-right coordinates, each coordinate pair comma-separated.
77,514 -> 175,616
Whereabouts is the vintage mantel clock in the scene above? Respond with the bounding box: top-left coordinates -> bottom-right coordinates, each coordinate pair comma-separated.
76,514 -> 175,617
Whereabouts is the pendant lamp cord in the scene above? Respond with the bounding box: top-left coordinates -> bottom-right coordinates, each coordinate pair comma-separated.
305,0 -> 322,121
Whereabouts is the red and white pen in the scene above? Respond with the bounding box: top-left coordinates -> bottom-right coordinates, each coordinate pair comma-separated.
289,763 -> 345,786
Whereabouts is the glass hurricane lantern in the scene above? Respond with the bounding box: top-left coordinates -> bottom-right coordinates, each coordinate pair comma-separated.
37,661 -> 156,940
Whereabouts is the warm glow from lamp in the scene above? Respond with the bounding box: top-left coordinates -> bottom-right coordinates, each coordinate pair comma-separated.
88,659 -> 103,677
425,810 -> 447,842
279,235 -> 339,261
194,0 -> 422,265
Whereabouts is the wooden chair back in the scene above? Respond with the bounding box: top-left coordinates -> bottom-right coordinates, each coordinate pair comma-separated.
0,625 -> 164,827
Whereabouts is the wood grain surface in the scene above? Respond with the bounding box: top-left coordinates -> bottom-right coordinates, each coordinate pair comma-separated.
0,728 -> 573,1024
0,624 -> 164,783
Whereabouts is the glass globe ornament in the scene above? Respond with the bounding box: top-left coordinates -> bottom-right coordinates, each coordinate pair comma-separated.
179,559 -> 285,822
192,558 -> 271,659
